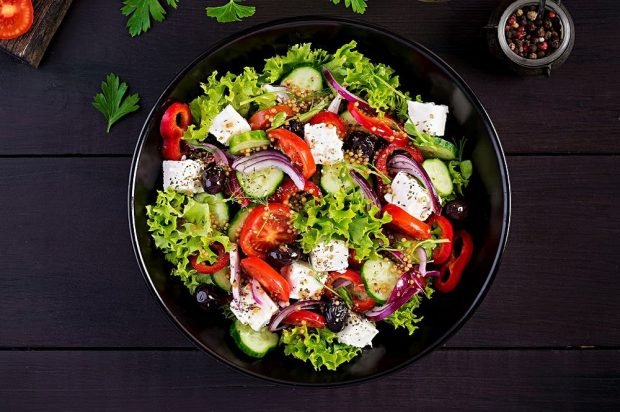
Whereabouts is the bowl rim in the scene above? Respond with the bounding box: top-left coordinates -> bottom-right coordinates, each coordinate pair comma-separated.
128,16 -> 512,387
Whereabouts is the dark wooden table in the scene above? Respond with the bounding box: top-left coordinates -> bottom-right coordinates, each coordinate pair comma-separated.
1,0 -> 618,410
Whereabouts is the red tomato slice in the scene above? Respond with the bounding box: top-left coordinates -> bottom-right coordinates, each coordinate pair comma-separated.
188,243 -> 230,274
0,0 -> 33,40
240,257 -> 290,302
249,104 -> 295,130
239,203 -> 297,259
309,111 -> 347,138
268,179 -> 322,207
283,310 -> 326,328
268,128 -> 316,179
348,101 -> 409,145
326,270 -> 376,312
383,204 -> 432,240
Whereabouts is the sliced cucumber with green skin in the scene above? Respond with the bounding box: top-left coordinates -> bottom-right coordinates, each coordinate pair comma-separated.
228,206 -> 255,242
236,167 -> 284,199
320,164 -> 355,194
340,110 -> 357,127
281,66 -> 323,91
194,192 -> 229,228
213,268 -> 232,292
361,258 -> 400,304
228,130 -> 270,155
230,320 -> 279,358
422,159 -> 454,197
416,137 -> 457,160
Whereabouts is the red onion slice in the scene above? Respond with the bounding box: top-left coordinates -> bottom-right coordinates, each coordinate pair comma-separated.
327,94 -> 343,114
229,244 -> 240,302
251,278 -> 269,307
186,142 -> 229,166
331,278 -> 352,289
349,170 -> 381,209
365,271 -> 425,321
388,154 -> 442,215
232,150 -> 305,190
268,300 -> 325,332
415,247 -> 428,276
322,67 -> 372,112
383,250 -> 406,266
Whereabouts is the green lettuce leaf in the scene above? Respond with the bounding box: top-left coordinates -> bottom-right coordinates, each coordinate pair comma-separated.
448,160 -> 472,197
262,43 -> 331,84
292,184 -> 391,262
385,285 -> 434,335
146,188 -> 231,291
280,324 -> 361,371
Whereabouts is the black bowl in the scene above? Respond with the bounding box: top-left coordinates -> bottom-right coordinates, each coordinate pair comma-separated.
128,17 -> 511,386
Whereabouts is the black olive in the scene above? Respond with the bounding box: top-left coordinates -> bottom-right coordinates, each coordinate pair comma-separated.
343,130 -> 379,163
325,299 -> 349,332
195,285 -> 228,311
444,199 -> 470,222
266,243 -> 305,266
202,164 -> 227,194
282,119 -> 305,137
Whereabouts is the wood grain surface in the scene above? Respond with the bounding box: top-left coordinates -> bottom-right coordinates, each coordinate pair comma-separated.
0,0 -> 618,410
0,0 -> 73,67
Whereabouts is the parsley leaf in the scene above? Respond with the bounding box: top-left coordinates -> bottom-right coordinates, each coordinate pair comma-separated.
92,73 -> 140,133
329,0 -> 368,14
121,0 -> 179,37
206,0 -> 256,23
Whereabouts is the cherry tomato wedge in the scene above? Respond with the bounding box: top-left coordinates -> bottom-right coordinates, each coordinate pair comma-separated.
268,128 -> 316,179
160,102 -> 192,160
347,101 -> 409,145
249,104 -> 295,130
435,230 -> 474,293
309,111 -> 347,138
268,179 -> 322,206
427,214 -> 453,265
0,0 -> 34,40
239,203 -> 297,259
188,243 -> 230,274
326,270 -> 376,312
382,204 -> 431,240
283,310 -> 326,328
240,257 -> 290,302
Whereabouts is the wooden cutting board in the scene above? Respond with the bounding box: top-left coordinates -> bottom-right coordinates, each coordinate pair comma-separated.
0,0 -> 73,67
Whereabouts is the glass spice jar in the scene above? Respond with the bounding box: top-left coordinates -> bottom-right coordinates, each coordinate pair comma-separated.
486,0 -> 574,76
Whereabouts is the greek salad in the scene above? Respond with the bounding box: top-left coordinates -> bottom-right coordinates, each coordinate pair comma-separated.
146,41 -> 474,371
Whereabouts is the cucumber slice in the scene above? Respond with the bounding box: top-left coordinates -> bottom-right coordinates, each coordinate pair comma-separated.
416,137 -> 457,160
422,159 -> 454,197
281,66 -> 323,91
361,258 -> 400,304
228,206 -> 255,242
213,268 -> 232,292
236,167 -> 284,199
194,192 -> 229,228
228,130 -> 270,155
320,164 -> 355,194
230,320 -> 279,358
340,110 -> 357,127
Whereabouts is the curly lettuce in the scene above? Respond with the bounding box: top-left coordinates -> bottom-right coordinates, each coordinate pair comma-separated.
262,43 -> 331,83
146,188 -> 231,291
292,186 -> 391,262
384,285 -> 434,335
280,325 -> 360,371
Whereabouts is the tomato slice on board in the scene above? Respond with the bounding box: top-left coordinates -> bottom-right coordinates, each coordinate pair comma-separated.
283,310 -> 327,328
268,128 -> 316,179
382,204 -> 432,240
309,111 -> 347,138
0,0 -> 34,40
240,257 -> 291,302
239,203 -> 297,259
326,270 -> 376,313
188,243 -> 230,274
249,104 -> 296,130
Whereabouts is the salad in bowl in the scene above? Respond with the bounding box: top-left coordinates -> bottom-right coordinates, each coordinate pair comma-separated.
145,41 -> 474,371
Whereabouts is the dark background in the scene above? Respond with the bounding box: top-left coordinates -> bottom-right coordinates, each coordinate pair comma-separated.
0,0 -> 618,410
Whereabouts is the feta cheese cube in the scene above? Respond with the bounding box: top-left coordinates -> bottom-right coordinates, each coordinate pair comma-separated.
337,313 -> 379,348
310,239 -> 349,272
304,123 -> 344,165
230,282 -> 278,332
208,104 -> 251,145
162,159 -> 204,193
407,100 -> 449,137
282,261 -> 327,301
384,171 -> 433,222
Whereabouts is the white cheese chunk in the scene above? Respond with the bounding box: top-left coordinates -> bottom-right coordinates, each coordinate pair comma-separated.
208,104 -> 251,145
304,123 -> 344,165
282,261 -> 327,301
310,239 -> 349,272
230,282 -> 278,332
162,159 -> 204,193
407,100 -> 449,137
384,171 -> 433,222
337,313 -> 379,348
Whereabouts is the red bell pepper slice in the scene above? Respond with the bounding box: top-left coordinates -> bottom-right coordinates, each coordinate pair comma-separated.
383,203 -> 431,240
309,111 -> 347,138
427,214 -> 454,265
435,229 -> 474,293
189,243 -> 230,274
160,102 -> 192,160
347,101 -> 409,145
